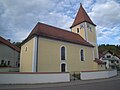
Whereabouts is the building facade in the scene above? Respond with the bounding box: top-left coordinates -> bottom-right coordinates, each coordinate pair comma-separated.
0,36 -> 20,72
100,51 -> 120,69
20,4 -> 105,73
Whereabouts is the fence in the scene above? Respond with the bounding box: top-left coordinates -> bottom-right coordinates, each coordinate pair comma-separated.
0,72 -> 70,84
70,71 -> 81,80
80,69 -> 117,80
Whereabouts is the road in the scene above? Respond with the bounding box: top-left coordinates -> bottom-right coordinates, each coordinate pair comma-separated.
41,79 -> 120,90
1,78 -> 120,90
1,71 -> 120,90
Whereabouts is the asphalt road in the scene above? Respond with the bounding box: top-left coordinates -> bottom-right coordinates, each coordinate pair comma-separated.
3,79 -> 120,90
1,71 -> 120,90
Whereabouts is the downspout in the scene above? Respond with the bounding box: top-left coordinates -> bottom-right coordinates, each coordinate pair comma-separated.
36,35 -> 38,72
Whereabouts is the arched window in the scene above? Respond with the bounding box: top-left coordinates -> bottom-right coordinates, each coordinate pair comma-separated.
61,63 -> 66,72
61,46 -> 65,60
80,49 -> 84,61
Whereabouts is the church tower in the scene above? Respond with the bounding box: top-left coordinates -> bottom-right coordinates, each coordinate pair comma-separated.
70,4 -> 99,59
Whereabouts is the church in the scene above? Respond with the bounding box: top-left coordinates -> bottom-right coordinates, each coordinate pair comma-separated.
20,4 -> 105,72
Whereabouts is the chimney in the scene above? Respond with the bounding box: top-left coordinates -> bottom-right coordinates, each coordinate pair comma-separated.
7,39 -> 11,42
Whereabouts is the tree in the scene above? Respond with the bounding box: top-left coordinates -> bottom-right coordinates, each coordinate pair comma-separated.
13,42 -> 21,49
98,44 -> 120,55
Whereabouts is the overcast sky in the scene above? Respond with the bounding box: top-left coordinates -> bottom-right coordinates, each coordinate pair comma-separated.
0,0 -> 120,45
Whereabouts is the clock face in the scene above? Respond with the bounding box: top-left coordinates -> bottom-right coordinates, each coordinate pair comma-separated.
87,24 -> 92,32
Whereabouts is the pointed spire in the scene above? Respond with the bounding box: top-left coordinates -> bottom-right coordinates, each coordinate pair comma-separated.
70,3 -> 96,28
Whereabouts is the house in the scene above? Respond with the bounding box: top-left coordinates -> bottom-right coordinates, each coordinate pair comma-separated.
99,50 -> 120,69
20,4 -> 105,73
0,36 -> 20,72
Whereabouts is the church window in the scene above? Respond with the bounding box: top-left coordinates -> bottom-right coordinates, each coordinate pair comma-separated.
80,49 -> 84,61
61,63 -> 66,72
61,46 -> 66,60
77,28 -> 79,33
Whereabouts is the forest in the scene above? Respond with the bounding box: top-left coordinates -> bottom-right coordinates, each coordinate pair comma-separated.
98,44 -> 120,55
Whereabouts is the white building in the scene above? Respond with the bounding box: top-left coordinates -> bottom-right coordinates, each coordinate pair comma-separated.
0,36 -> 20,72
99,51 -> 120,69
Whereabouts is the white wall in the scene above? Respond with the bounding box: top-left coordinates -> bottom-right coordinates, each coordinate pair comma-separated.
81,70 -> 117,80
0,72 -> 70,84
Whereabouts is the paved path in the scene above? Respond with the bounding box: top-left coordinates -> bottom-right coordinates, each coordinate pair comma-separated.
0,72 -> 120,90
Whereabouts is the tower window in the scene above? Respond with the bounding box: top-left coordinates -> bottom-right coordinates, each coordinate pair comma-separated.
77,28 -> 79,33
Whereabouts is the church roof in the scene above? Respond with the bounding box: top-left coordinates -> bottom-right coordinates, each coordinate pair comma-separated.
70,4 -> 96,28
23,22 -> 94,47
0,36 -> 20,52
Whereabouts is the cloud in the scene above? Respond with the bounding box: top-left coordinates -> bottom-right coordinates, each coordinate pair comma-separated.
0,0 -> 60,41
0,0 -> 120,45
90,0 -> 120,27
88,0 -> 120,44
0,0 -> 76,42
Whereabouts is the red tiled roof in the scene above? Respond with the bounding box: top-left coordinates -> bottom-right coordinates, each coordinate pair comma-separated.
70,4 -> 96,28
0,36 -> 20,52
99,50 -> 110,58
24,22 -> 94,47
99,50 -> 120,59
94,58 -> 105,64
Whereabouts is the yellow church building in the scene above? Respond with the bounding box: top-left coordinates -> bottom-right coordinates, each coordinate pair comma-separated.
20,4 -> 105,73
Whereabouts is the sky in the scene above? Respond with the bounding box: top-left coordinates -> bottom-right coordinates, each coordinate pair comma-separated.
0,0 -> 120,45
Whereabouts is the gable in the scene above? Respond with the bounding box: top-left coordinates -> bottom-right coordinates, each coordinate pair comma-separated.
100,51 -> 120,60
